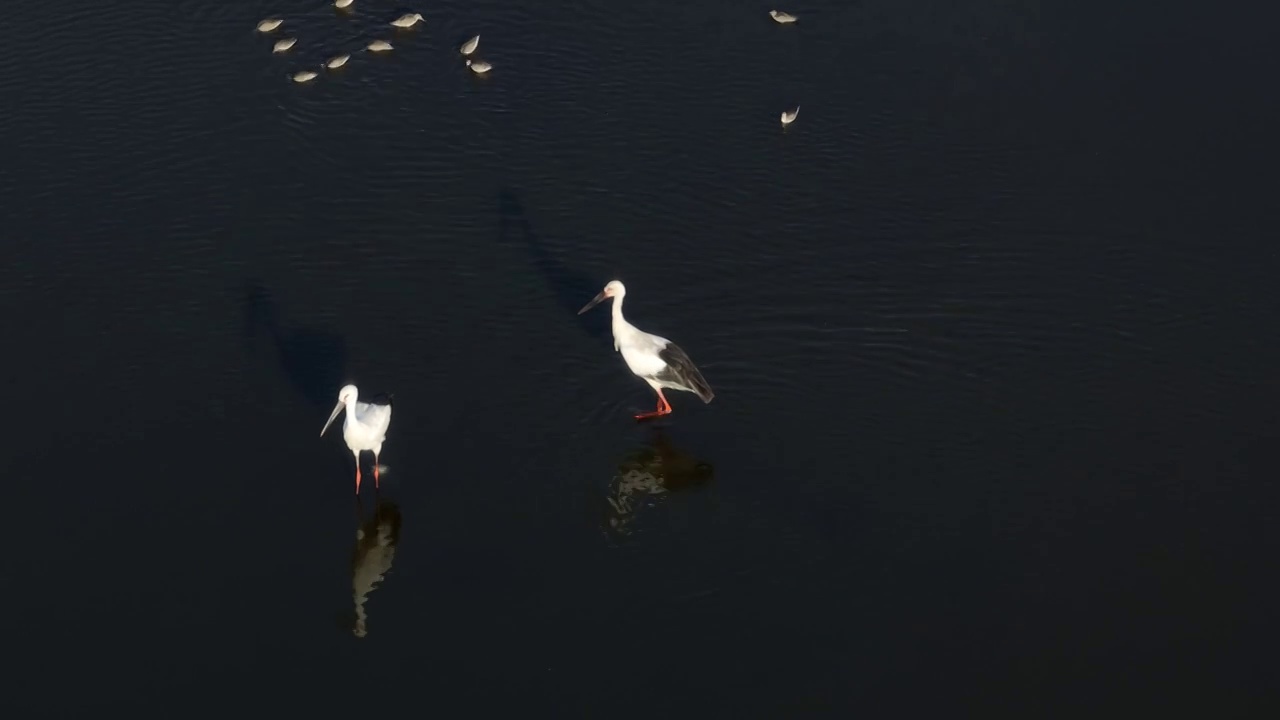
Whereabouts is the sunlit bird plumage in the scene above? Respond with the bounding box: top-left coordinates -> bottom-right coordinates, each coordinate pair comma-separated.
460,35 -> 480,56
781,106 -> 799,126
465,58 -> 492,74
326,54 -> 350,69
272,37 -> 297,53
769,10 -> 798,24
367,39 -> 393,52
292,70 -> 318,83
579,280 -> 714,420
321,384 -> 393,494
257,18 -> 283,33
391,13 -> 424,28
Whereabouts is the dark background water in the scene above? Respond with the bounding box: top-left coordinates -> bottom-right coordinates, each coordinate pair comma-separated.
2,0 -> 1274,715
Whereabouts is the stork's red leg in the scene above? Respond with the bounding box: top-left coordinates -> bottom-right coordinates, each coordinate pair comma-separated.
355,465 -> 362,495
634,389 -> 673,421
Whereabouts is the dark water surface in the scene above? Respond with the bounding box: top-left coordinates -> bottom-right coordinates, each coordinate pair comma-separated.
3,0 -> 1274,715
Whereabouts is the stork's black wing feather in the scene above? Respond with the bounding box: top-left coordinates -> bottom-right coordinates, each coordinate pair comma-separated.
657,343 -> 714,403
368,392 -> 395,407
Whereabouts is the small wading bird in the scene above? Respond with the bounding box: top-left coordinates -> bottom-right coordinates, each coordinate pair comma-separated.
391,13 -> 424,28
781,106 -> 799,126
579,281 -> 714,420
257,18 -> 283,33
769,10 -> 798,24
459,34 -> 480,56
321,384 -> 393,493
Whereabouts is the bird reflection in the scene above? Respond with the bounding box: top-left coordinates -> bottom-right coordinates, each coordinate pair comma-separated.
351,497 -> 402,638
604,429 -> 714,538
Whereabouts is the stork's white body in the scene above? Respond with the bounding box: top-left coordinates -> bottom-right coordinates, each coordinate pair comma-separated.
321,384 -> 393,493
611,305 -> 677,390
340,398 -> 391,458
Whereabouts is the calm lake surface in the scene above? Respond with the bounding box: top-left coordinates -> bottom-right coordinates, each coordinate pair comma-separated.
3,0 -> 1273,715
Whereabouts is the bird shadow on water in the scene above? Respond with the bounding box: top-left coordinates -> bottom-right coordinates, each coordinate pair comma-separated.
242,280 -> 348,410
497,188 -> 610,341
337,495 -> 403,639
601,427 -> 716,543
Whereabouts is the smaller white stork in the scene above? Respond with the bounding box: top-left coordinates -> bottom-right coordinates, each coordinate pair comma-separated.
321,384 -> 393,494
579,280 -> 714,420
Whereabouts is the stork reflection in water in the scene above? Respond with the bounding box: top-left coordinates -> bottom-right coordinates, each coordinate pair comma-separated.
351,498 -> 402,638
604,428 -> 715,539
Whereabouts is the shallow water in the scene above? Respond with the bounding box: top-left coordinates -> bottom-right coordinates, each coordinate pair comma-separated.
2,0 -> 1273,714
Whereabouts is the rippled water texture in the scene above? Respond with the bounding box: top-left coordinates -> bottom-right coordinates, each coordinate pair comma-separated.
2,0 -> 1273,715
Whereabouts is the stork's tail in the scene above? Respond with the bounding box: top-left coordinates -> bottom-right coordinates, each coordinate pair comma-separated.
689,371 -> 714,404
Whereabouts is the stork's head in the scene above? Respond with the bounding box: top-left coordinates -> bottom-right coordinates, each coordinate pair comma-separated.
337,384 -> 358,405
321,384 -> 360,436
578,280 -> 626,314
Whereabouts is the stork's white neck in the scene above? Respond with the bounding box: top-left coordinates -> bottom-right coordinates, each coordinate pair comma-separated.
610,293 -> 639,345
344,396 -> 359,428
611,292 -> 625,322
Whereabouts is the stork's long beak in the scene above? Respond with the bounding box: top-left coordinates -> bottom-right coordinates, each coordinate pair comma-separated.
320,400 -> 345,436
578,291 -> 607,315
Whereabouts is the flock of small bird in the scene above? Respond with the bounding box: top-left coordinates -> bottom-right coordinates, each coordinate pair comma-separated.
257,6 -> 801,126
770,10 -> 801,127
255,6 -> 490,86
